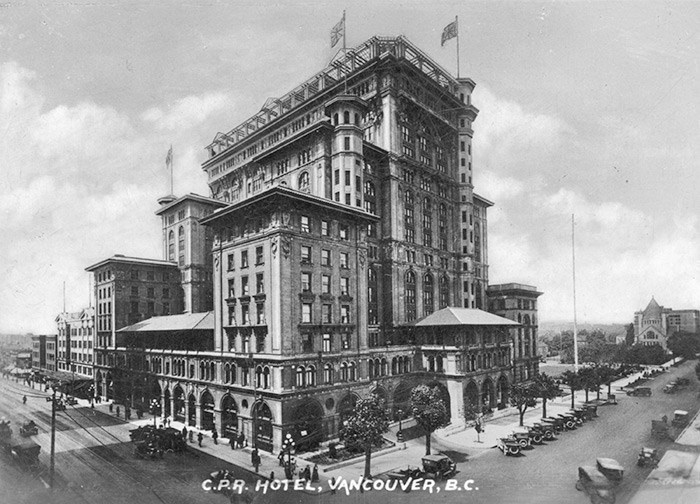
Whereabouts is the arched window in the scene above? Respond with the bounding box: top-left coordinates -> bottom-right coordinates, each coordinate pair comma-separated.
340,362 -> 348,382
423,273 -> 434,315
298,171 -> 310,193
210,362 -> 216,381
354,113 -> 360,125
333,113 -> 339,125
178,226 -> 185,266
349,362 -> 356,381
168,231 -> 175,261
306,365 -> 316,386
381,358 -> 388,376
255,366 -> 263,389
224,363 -> 231,383
343,111 -> 350,124
324,363 -> 333,384
436,355 -> 444,373
199,361 -> 205,380
230,363 -> 237,383
296,366 -> 305,387
439,275 -> 449,309
262,366 -> 270,389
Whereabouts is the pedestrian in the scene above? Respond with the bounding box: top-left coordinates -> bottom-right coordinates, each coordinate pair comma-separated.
238,432 -> 245,449
182,426 -> 188,439
270,471 -> 275,481
312,464 -> 319,482
304,466 -> 311,481
278,451 -> 284,466
251,448 -> 258,465
230,436 -> 236,450
22,395 -> 27,405
109,402 -> 113,413
188,431 -> 194,444
116,406 -> 120,418
254,455 -> 260,473
212,429 -> 218,445
330,476 -> 336,494
197,432 -> 203,447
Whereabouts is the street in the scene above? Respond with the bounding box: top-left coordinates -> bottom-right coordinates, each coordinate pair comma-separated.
1,360 -> 698,504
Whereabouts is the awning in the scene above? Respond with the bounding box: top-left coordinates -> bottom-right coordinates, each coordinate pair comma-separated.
117,311 -> 214,333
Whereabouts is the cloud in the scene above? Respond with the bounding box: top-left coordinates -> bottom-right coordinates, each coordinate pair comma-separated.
141,92 -> 232,131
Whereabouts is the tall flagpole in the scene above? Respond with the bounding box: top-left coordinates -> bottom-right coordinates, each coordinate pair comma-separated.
572,214 -> 579,372
455,15 -> 460,78
170,148 -> 174,195
343,10 -> 348,93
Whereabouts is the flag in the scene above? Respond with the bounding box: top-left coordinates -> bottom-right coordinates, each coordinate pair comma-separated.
165,145 -> 173,168
331,13 -> 345,48
441,19 -> 458,46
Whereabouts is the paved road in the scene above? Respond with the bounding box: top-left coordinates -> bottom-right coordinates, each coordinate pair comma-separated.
0,379 -> 268,504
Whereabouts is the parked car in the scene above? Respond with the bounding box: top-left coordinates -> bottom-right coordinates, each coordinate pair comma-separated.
529,422 -> 556,441
637,447 -> 659,468
497,437 -> 522,456
421,454 -> 457,480
596,458 -> 624,483
671,410 -> 689,428
19,421 -> 38,437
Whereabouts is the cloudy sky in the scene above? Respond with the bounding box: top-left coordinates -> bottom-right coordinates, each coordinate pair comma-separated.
1,0 -> 699,334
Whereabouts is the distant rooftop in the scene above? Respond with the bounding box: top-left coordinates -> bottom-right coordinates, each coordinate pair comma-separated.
85,255 -> 178,272
416,307 -> 520,327
155,193 -> 227,215
488,283 -> 543,295
117,312 -> 214,333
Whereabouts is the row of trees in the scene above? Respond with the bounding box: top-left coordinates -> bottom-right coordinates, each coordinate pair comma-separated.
340,384 -> 450,477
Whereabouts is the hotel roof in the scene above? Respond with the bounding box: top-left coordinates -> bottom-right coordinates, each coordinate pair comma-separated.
117,312 -> 214,333
415,307 -> 520,327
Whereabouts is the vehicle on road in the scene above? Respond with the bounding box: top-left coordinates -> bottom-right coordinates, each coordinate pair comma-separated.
663,383 -> 677,394
386,465 -> 422,482
671,410 -> 689,428
576,466 -> 616,504
541,416 -> 565,432
529,422 -> 556,440
0,418 -> 41,471
637,447 -> 659,468
421,454 -> 457,480
497,437 -> 522,456
510,429 -> 533,448
596,458 -> 624,483
626,387 -> 652,397
557,413 -> 578,430
514,426 -> 544,445
19,421 -> 38,437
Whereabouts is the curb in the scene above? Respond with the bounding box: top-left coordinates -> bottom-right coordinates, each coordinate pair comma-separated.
321,443 -> 407,473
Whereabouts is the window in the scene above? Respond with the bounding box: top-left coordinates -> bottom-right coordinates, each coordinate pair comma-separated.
341,305 -> 350,324
163,287 -> 170,298
256,273 -> 264,294
340,252 -> 349,268
168,231 -> 175,261
334,169 -> 340,185
322,304 -> 332,323
241,250 -> 249,268
344,137 -> 350,150
339,225 -> 348,240
321,220 -> 329,236
178,226 -> 185,266
300,215 -> 310,233
227,254 -> 234,270
147,287 -> 154,298
147,271 -> 154,281
344,170 -> 351,186
340,277 -> 349,296
301,272 -> 312,292
323,334 -> 331,353
131,270 -> 139,280
298,171 -> 310,192
227,279 -> 235,298
423,274 -> 435,315
324,363 -> 333,383
301,245 -> 312,263
405,271 -> 416,322
321,249 -> 331,266
302,303 -> 312,323
322,275 -> 331,293
241,276 -> 249,296
131,286 -> 139,296
306,365 -> 316,386
256,303 -> 265,325
228,306 -> 236,325
241,304 -> 250,325
255,246 -> 264,265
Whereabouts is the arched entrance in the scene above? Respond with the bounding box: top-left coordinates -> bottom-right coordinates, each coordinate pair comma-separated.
252,402 -> 273,452
372,386 -> 388,406
200,390 -> 215,430
481,378 -> 495,413
173,386 -> 185,423
187,394 -> 196,426
221,395 -> 238,438
163,388 -> 171,417
392,381 -> 412,420
292,399 -> 324,452
496,375 -> 509,409
463,381 -> 480,417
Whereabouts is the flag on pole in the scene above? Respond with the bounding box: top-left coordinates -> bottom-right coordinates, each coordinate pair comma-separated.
441,18 -> 458,46
331,13 -> 345,48
165,145 -> 173,168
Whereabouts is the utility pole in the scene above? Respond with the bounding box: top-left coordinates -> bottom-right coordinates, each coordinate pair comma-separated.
49,387 -> 56,490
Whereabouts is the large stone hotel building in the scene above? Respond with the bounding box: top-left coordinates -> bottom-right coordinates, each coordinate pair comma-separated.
78,36 -> 541,453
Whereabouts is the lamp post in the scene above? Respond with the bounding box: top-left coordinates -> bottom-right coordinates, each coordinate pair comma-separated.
150,398 -> 159,427
282,433 -> 295,479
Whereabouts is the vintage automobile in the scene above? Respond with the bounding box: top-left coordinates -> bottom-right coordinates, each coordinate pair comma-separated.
421,454 -> 457,480
557,413 -> 578,430
541,416 -> 565,432
497,437 -> 522,456
663,382 -> 677,394
671,410 -> 689,428
637,447 -> 659,468
386,465 -> 422,482
596,458 -> 624,483
582,404 -> 599,419
576,466 -> 616,504
134,440 -> 162,460
65,396 -> 78,406
19,421 -> 38,437
514,426 -> 544,445
209,469 -> 235,494
569,408 -> 587,424
529,422 -> 556,440
626,387 -> 652,397
510,429 -> 533,448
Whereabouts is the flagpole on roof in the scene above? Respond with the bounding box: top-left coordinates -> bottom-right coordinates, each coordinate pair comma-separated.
343,10 -> 348,94
456,15 -> 460,78
170,145 -> 174,195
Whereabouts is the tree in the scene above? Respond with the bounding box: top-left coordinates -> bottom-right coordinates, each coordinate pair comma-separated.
510,382 -> 538,426
667,332 -> 700,360
625,323 -> 636,346
578,367 -> 598,402
561,370 -> 582,409
595,364 -> 617,397
411,385 -> 450,455
340,393 -> 389,478
533,373 -> 560,418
